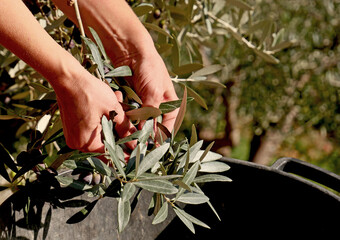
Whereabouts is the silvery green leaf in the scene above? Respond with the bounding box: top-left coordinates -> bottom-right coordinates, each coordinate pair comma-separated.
105,65 -> 132,77
81,36 -> 104,78
133,179 -> 178,195
118,198 -> 131,232
133,3 -> 154,17
176,193 -> 209,205
189,64 -> 224,78
86,157 -> 112,176
104,140 -> 126,179
89,27 -> 108,60
55,176 -> 92,191
138,119 -> 154,144
182,161 -> 200,185
126,143 -> 147,174
101,116 -> 115,150
199,162 -> 230,173
152,202 -> 168,225
173,207 -> 195,234
122,183 -> 136,202
194,174 -> 232,183
192,150 -> 222,163
174,207 -> 210,229
136,142 -> 170,178
178,140 -> 203,169
176,161 -> 200,198
193,183 -> 220,221
62,159 -> 77,169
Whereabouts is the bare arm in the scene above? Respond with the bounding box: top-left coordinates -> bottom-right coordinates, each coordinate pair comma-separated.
52,0 -> 179,132
0,0 -> 136,152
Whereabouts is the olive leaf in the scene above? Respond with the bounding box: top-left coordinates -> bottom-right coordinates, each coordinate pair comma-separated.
81,36 -> 105,78
118,198 -> 131,232
133,3 -> 154,17
126,107 -> 162,122
105,66 -> 132,77
174,207 -> 210,230
133,179 -> 178,195
152,201 -> 168,225
86,157 -> 113,177
199,161 -> 231,173
136,142 -> 170,178
101,116 -> 115,150
194,174 -> 232,183
104,140 -> 126,179
176,193 -> 209,205
89,27 -> 108,61
173,86 -> 187,137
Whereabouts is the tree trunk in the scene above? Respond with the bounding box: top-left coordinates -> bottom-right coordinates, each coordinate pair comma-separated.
250,106 -> 300,165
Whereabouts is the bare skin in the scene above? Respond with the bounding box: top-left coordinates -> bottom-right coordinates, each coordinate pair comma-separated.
0,0 -> 178,153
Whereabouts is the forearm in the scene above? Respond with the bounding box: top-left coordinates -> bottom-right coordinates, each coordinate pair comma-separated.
52,0 -> 157,66
0,0 -> 83,93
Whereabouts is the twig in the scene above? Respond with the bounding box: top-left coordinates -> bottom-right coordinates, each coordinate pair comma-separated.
73,0 -> 85,37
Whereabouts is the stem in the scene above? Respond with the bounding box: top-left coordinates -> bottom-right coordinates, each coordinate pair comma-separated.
73,0 -> 85,37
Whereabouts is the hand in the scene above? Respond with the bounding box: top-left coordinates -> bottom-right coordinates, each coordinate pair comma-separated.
115,52 -> 179,133
55,69 -> 137,153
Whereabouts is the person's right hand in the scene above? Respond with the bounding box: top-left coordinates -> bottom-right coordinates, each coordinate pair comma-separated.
55,69 -> 137,153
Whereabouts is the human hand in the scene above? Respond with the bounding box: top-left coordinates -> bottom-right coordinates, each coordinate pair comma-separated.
115,52 -> 179,134
55,69 -> 137,153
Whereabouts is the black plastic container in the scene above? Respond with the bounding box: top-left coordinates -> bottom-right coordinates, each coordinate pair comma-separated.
157,157 -> 340,239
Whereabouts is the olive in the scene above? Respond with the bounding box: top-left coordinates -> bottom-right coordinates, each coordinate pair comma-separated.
92,173 -> 101,185
153,9 -> 161,19
147,138 -> 155,150
79,172 -> 93,184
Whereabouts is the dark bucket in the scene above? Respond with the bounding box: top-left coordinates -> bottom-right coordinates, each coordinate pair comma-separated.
157,157 -> 340,239
2,157 -> 340,239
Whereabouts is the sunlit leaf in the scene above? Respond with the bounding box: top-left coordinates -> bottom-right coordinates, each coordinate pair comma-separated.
104,141 -> 126,179
173,179 -> 191,192
133,179 -> 178,195
133,3 -> 154,16
159,98 -> 193,114
122,183 -> 136,202
199,161 -> 230,173
194,174 -> 232,183
81,36 -> 105,78
102,116 -> 115,150
118,198 -> 131,232
126,107 -> 161,121
174,207 -> 210,229
105,66 -> 132,77
190,125 -> 197,147
136,142 -> 170,177
152,201 -> 168,225
176,193 -> 209,205
189,64 -> 224,78
173,63 -> 203,76
173,86 -> 187,137
143,22 -> 172,38
253,48 -> 279,64
179,83 -> 207,110
173,207 -> 195,233
193,183 -> 220,221
89,27 -> 108,61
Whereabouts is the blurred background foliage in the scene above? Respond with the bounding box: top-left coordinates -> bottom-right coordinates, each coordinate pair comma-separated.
0,0 -> 339,174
